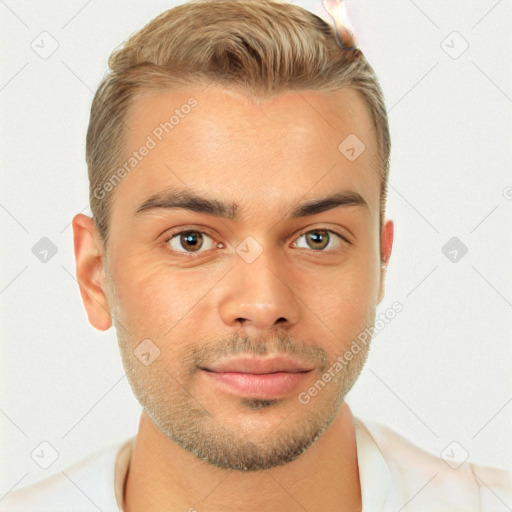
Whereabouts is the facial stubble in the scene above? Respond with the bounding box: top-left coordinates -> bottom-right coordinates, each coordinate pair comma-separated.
114,326 -> 370,471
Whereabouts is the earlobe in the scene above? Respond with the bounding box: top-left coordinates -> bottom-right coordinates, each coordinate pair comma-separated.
72,214 -> 112,331
377,219 -> 394,304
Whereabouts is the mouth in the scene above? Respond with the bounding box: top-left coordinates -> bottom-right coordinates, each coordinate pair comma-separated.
200,355 -> 315,374
200,356 -> 314,398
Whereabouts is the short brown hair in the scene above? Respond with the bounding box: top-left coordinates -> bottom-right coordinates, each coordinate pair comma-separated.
86,0 -> 390,247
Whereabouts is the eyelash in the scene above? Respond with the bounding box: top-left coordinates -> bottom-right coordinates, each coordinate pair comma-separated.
163,227 -> 350,256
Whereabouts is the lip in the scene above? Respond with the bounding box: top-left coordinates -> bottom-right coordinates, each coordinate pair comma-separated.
200,356 -> 314,374
200,356 -> 314,398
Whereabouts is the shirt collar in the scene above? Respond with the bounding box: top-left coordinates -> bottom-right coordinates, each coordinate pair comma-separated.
353,415 -> 393,511
114,436 -> 134,511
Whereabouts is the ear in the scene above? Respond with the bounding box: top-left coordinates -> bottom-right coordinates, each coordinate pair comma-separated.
72,214 -> 112,331
377,218 -> 394,304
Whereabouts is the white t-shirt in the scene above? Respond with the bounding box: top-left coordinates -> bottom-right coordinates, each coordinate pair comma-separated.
1,415 -> 510,511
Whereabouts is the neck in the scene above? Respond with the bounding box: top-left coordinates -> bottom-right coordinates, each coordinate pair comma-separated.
123,402 -> 361,512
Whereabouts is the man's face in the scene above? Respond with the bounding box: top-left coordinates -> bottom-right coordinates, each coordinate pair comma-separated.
96,84 -> 390,470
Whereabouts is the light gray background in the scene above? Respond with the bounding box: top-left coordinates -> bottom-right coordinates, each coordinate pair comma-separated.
1,0 -> 511,494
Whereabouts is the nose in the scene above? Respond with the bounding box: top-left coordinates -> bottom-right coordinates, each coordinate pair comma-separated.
217,246 -> 301,336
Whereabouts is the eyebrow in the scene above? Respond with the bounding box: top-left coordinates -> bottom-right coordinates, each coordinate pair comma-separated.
134,188 -> 369,220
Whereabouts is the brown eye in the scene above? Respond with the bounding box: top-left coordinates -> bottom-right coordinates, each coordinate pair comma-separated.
305,230 -> 329,250
292,229 -> 342,251
179,231 -> 203,252
167,230 -> 216,254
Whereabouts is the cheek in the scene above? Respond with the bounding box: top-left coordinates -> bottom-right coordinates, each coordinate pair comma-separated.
317,273 -> 376,345
109,252 -> 222,342
312,245 -> 380,338
108,253 -> 170,339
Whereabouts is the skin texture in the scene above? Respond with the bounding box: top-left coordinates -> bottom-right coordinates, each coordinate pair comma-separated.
72,84 -> 394,512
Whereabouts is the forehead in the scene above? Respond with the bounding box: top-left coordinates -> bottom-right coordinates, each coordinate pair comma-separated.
112,84 -> 381,221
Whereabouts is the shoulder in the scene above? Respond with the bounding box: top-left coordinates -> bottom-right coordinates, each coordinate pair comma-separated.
0,438 -> 131,512
355,416 -> 512,511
